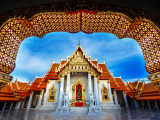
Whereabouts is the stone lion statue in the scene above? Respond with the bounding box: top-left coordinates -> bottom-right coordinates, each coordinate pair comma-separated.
90,92 -> 94,106
64,93 -> 69,106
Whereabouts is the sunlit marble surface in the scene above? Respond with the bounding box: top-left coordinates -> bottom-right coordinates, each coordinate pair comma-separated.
0,108 -> 160,120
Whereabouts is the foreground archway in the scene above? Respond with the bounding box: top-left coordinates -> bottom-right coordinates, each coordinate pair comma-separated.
0,0 -> 160,89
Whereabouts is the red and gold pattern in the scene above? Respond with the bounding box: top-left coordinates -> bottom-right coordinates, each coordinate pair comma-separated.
0,10 -> 160,74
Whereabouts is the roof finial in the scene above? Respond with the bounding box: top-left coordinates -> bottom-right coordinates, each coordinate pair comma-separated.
35,74 -> 37,78
52,58 -> 54,63
91,52 -> 92,60
120,74 -> 121,78
60,55 -> 62,61
79,38 -> 80,46
66,52 -> 68,57
97,56 -> 98,62
104,58 -> 106,64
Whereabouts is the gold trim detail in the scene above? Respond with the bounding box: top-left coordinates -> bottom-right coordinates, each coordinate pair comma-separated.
101,85 -> 110,102
72,77 -> 86,106
47,85 -> 57,102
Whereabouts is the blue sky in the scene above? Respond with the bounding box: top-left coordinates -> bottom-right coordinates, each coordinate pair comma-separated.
10,31 -> 149,83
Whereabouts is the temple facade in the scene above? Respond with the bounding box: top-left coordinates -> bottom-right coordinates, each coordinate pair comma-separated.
1,43 -> 160,112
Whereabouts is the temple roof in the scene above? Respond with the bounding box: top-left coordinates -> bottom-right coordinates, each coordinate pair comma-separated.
28,77 -> 43,91
114,77 -> 128,91
0,80 -> 31,102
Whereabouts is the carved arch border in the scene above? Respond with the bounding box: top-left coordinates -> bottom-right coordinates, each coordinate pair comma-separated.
47,85 -> 57,102
101,85 -> 110,102
72,77 -> 86,106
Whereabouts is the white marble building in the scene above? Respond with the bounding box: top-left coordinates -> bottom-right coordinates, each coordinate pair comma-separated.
25,43 -> 128,111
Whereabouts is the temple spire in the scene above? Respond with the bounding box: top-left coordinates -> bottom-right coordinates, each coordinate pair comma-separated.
78,38 -> 80,46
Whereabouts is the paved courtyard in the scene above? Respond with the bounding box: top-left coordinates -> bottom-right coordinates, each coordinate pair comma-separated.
0,108 -> 160,120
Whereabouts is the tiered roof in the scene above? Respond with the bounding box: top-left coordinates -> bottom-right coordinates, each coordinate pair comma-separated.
114,77 -> 128,91
126,79 -> 160,100
28,77 -> 43,91
0,80 -> 31,102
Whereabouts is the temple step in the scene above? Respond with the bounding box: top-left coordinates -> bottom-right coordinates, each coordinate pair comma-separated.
69,107 -> 88,115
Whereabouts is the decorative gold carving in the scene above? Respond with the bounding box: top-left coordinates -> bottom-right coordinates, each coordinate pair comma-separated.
72,77 -> 86,106
48,85 -> 57,102
101,85 -> 110,102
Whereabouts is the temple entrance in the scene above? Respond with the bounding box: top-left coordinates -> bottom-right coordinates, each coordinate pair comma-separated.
72,78 -> 86,107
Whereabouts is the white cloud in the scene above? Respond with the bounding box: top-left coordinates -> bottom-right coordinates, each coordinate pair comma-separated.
15,49 -> 52,73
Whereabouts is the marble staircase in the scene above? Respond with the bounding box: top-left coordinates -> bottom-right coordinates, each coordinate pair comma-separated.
70,107 -> 89,115
99,102 -> 120,109
35,102 -> 58,110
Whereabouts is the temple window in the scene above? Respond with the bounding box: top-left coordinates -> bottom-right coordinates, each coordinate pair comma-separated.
101,86 -> 109,102
78,66 -> 80,69
85,66 -> 87,69
48,85 -> 56,102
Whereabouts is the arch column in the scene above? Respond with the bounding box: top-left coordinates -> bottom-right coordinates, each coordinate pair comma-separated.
58,74 -> 64,106
88,71 -> 91,106
38,89 -> 44,105
108,81 -> 113,102
27,91 -> 34,109
123,91 -> 129,108
94,75 -> 99,106
65,71 -> 70,96
113,90 -> 118,105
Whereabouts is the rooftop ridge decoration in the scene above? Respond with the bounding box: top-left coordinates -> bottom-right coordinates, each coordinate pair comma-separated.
0,0 -> 160,32
55,43 -> 102,74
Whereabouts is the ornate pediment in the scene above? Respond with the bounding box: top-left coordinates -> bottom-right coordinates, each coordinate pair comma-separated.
70,51 -> 87,64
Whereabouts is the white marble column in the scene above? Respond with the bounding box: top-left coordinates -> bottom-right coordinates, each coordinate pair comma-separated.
15,101 -> 22,109
27,91 -> 34,109
113,90 -> 118,105
88,71 -> 92,106
108,81 -> 113,102
94,75 -> 99,106
123,91 -> 129,108
134,99 -> 139,108
38,89 -> 44,105
154,100 -> 159,110
2,102 -> 7,111
65,71 -> 70,95
21,100 -> 25,109
147,101 -> 151,109
44,82 -> 50,102
58,75 -> 64,106
9,102 -> 13,110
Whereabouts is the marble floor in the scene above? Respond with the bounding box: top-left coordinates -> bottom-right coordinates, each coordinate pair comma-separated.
0,108 -> 160,120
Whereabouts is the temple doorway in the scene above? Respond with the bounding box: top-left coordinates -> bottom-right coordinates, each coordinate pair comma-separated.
72,78 -> 86,107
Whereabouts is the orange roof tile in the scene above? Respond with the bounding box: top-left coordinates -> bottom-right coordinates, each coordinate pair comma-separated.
0,84 -> 13,94
61,60 -> 67,66
136,96 -> 160,101
142,83 -> 159,93
91,60 -> 97,66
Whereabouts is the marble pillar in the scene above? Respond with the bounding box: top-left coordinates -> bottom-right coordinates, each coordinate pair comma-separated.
2,102 -> 7,111
38,89 -> 44,105
134,99 -> 139,108
65,71 -> 70,95
58,75 -> 64,106
147,101 -> 151,109
88,72 -> 91,106
113,90 -> 118,105
94,76 -> 99,106
123,91 -> 129,108
44,82 -> 50,102
154,100 -> 159,110
21,100 -> 25,109
108,81 -> 113,102
27,91 -> 34,109
15,101 -> 22,110
9,102 -> 13,110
